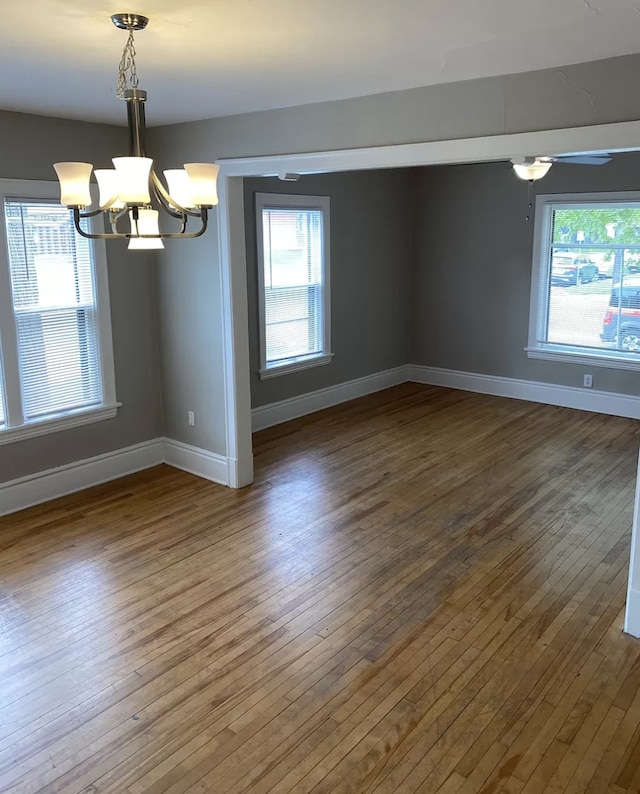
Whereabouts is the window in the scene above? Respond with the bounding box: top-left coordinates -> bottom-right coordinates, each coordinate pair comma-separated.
528,192 -> 640,370
255,193 -> 332,378
0,180 -> 117,444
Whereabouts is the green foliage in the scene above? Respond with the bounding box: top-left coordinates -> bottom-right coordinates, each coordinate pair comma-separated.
553,208 -> 640,245
552,208 -> 640,280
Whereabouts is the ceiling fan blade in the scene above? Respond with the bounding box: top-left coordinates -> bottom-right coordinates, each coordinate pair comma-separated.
556,155 -> 612,166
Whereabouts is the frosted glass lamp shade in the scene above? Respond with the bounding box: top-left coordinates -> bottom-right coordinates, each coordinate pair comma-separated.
95,169 -> 126,210
513,160 -> 552,181
184,163 -> 219,206
164,169 -> 197,209
112,156 -> 152,203
128,208 -> 164,249
53,162 -> 93,207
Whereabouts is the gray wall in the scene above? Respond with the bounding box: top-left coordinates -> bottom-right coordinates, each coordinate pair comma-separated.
156,222 -> 227,453
411,152 -> 640,396
0,110 -> 163,484
243,172 -> 413,408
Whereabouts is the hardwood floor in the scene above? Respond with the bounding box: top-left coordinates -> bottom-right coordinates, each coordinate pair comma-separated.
2,383 -> 640,793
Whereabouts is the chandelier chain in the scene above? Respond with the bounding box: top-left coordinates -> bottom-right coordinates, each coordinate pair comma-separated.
117,27 -> 139,98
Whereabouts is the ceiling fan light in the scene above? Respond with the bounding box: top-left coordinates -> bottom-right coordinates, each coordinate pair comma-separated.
513,160 -> 552,181
184,163 -> 220,207
112,156 -> 153,204
94,169 -> 126,210
53,162 -> 93,207
164,169 -> 197,209
128,208 -> 164,249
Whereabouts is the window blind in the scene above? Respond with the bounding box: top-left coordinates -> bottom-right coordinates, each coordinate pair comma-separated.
4,201 -> 103,421
261,207 -> 323,365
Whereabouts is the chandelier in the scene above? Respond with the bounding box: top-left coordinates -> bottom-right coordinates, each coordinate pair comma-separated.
53,13 -> 219,250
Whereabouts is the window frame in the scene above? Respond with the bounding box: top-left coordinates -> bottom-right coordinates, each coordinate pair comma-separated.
0,179 -> 118,446
528,190 -> 640,371
255,192 -> 332,379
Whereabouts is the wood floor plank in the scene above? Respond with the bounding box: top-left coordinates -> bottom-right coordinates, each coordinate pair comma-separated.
1,384 -> 640,793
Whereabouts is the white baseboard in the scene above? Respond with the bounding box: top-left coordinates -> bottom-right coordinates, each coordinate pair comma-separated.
251,366 -> 410,432
0,439 -> 165,517
408,364 -> 640,420
625,588 -> 640,638
226,453 -> 255,490
162,438 -> 229,486
0,437 -> 231,517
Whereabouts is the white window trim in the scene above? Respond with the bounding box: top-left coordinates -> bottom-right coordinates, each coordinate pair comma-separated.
528,190 -> 640,371
255,192 -> 332,379
0,179 -> 119,445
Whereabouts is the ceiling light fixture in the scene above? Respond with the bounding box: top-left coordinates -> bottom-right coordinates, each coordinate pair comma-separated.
511,156 -> 553,182
53,13 -> 219,250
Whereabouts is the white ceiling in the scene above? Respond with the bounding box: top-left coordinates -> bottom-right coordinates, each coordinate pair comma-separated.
2,0 -> 640,126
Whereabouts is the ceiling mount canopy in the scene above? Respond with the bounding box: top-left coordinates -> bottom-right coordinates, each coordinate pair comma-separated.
111,12 -> 149,31
53,12 -> 219,251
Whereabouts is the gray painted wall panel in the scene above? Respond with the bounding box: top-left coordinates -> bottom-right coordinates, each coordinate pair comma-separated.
0,110 -> 162,484
156,221 -> 227,452
243,172 -> 413,408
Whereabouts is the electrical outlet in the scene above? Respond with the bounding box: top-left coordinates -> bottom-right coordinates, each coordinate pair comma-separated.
188,410 -> 196,426
583,374 -> 593,388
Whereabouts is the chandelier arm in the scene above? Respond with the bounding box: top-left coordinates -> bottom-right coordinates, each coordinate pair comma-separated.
71,209 -> 209,240
160,210 -> 208,239
72,209 -> 128,240
110,207 -> 128,234
78,207 -> 106,219
77,195 -> 120,218
150,170 -> 203,218
149,172 -> 186,219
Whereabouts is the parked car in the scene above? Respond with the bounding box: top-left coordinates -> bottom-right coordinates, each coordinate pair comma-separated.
601,276 -> 640,352
551,255 -> 599,285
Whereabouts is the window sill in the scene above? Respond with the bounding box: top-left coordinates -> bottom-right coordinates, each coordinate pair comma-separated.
259,353 -> 334,380
0,403 -> 121,446
526,345 -> 640,372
